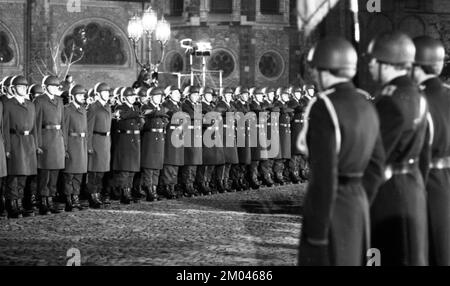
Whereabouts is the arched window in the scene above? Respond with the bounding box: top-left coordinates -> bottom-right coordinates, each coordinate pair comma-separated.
0,31 -> 14,63
61,22 -> 127,65
259,51 -> 284,79
207,50 -> 235,78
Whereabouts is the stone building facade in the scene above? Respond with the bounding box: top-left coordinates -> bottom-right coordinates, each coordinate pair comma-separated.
0,0 -> 449,90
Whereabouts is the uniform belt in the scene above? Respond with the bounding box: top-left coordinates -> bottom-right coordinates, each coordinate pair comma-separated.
429,156 -> 450,170
43,124 -> 61,130
385,158 -> 418,178
207,126 -> 219,130
117,129 -> 140,135
294,119 -> 303,123
69,132 -> 86,138
187,125 -> 201,130
338,173 -> 363,185
280,123 -> 291,128
10,129 -> 31,136
93,131 -> 110,136
149,128 -> 164,133
170,125 -> 182,130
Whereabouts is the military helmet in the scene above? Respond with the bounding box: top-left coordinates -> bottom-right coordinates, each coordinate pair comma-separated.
28,84 -> 44,96
188,85 -> 200,94
281,87 -> 292,95
266,87 -> 276,94
42,75 -> 60,86
149,87 -> 164,96
223,87 -> 234,94
94,82 -> 111,94
87,88 -> 94,99
137,86 -> 148,98
413,36 -> 446,66
254,87 -> 266,95
367,31 -> 415,66
11,75 -> 28,86
200,86 -> 214,95
121,87 -> 135,98
293,86 -> 302,93
309,36 -> 358,72
241,87 -> 249,94
69,84 -> 87,96
113,87 -> 124,97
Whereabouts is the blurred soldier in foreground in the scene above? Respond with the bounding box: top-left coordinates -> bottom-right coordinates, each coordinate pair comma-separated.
367,31 -> 430,266
86,82 -> 112,208
3,76 -> 38,218
298,37 -> 384,266
35,76 -> 65,215
62,85 -> 88,211
412,36 -> 449,265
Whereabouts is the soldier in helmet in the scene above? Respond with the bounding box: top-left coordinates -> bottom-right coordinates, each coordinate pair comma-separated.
180,86 -> 202,196
159,86 -> 185,199
62,84 -> 88,211
231,87 -> 251,191
86,88 -> 95,107
86,82 -> 112,208
27,84 -> 44,102
111,87 -> 142,204
298,37 -> 384,266
0,76 -> 13,218
367,31 -> 431,266
215,87 -> 239,192
35,75 -> 65,215
140,87 -> 169,201
3,76 -> 38,218
272,87 -> 293,185
196,86 -> 225,195
411,36 -> 449,265
248,87 -> 270,189
287,86 -> 305,184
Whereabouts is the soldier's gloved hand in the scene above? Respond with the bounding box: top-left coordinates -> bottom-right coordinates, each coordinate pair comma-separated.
36,148 -> 44,155
5,152 -> 10,159
88,149 -> 94,155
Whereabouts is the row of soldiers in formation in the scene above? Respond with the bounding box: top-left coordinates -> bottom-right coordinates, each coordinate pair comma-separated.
297,31 -> 450,266
0,74 -> 314,220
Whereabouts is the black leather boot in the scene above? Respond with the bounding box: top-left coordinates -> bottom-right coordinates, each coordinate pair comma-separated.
6,199 -> 22,219
89,193 -> 103,209
274,172 -> 285,185
145,185 -> 158,201
120,188 -> 132,204
1,196 -> 7,218
102,193 -> 112,207
65,195 -> 73,212
48,197 -> 61,214
39,196 -> 50,215
72,194 -> 84,211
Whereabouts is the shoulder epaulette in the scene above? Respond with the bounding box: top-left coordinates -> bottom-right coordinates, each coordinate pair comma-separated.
356,88 -> 374,101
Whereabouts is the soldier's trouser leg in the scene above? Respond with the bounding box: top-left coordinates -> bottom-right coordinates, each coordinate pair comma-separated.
273,159 -> 286,183
63,173 -> 83,196
116,172 -> 135,190
180,166 -> 197,195
288,156 -> 301,182
299,155 -> 310,180
37,169 -> 60,197
86,172 -> 105,194
5,176 -> 26,201
142,168 -> 160,201
248,161 -> 261,188
5,176 -> 26,218
196,166 -> 211,194
159,165 -> 179,198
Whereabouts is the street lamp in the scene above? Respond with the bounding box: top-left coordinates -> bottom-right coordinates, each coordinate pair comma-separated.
127,6 -> 171,73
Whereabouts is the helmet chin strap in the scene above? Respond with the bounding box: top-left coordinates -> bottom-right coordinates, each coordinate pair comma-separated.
318,71 -> 325,92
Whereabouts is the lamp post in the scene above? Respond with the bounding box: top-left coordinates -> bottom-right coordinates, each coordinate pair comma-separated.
127,5 -> 171,74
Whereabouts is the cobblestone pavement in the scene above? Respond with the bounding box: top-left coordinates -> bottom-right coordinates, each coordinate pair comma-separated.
0,184 -> 305,266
